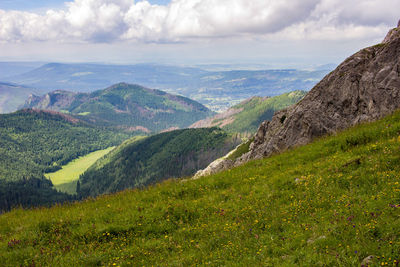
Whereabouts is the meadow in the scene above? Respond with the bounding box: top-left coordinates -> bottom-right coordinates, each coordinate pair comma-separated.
45,147 -> 115,194
1,111 -> 400,266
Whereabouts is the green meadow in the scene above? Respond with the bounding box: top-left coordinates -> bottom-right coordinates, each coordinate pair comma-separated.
45,147 -> 115,194
1,111 -> 400,266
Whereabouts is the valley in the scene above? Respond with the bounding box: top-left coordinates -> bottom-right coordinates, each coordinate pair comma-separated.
0,86 -> 303,211
0,109 -> 132,211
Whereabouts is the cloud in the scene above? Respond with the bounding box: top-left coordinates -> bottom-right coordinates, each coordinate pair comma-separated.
0,0 -> 398,44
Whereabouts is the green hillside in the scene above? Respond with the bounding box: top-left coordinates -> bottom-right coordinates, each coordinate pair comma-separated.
24,83 -> 215,133
1,109 -> 400,265
78,128 -> 241,197
191,91 -> 306,134
0,109 -> 131,211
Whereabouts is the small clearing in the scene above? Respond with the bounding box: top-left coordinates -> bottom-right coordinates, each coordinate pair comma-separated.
45,147 -> 115,194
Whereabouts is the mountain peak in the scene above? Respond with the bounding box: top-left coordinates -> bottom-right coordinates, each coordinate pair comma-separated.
382,21 -> 400,43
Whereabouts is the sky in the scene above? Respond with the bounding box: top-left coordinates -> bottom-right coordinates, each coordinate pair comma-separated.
0,0 -> 398,68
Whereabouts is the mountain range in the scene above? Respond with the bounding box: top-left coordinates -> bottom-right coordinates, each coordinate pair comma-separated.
2,63 -> 331,112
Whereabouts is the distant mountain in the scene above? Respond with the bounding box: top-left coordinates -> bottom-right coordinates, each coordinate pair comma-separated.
23,83 -> 214,133
190,90 -> 306,134
5,62 -> 331,111
0,62 -> 44,79
189,69 -> 327,111
0,82 -> 42,113
5,62 -> 206,92
78,127 -> 241,198
0,109 -> 131,211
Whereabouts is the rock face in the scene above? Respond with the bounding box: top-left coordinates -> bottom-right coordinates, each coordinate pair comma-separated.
238,24 -> 400,162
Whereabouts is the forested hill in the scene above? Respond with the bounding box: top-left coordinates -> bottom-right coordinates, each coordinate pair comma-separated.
23,83 -> 214,133
78,128 -> 241,198
0,109 -> 131,211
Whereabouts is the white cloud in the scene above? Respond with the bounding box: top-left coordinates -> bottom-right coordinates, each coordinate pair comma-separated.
0,0 -> 398,44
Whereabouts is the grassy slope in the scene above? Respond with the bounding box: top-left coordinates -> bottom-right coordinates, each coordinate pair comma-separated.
45,147 -> 115,194
1,111 -> 400,266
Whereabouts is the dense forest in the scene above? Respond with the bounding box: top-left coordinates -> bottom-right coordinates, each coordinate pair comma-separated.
78,128 -> 241,197
0,109 -> 132,211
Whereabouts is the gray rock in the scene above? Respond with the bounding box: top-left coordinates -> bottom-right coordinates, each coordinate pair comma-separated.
238,24 -> 400,163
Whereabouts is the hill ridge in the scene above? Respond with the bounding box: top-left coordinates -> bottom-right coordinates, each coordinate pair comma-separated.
23,83 -> 214,133
190,91 -> 306,134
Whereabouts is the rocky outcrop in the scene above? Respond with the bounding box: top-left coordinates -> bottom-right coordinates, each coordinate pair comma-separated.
239,24 -> 400,162
24,90 -> 82,111
195,24 -> 400,177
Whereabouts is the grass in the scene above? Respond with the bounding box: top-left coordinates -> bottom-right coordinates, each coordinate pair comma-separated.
45,147 -> 115,194
2,111 -> 400,266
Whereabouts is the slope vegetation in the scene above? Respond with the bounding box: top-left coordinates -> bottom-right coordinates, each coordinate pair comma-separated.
78,128 -> 241,197
190,90 -> 306,134
23,83 -> 214,133
1,109 -> 400,266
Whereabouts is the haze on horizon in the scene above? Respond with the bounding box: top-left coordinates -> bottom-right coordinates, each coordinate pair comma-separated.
0,0 -> 398,68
